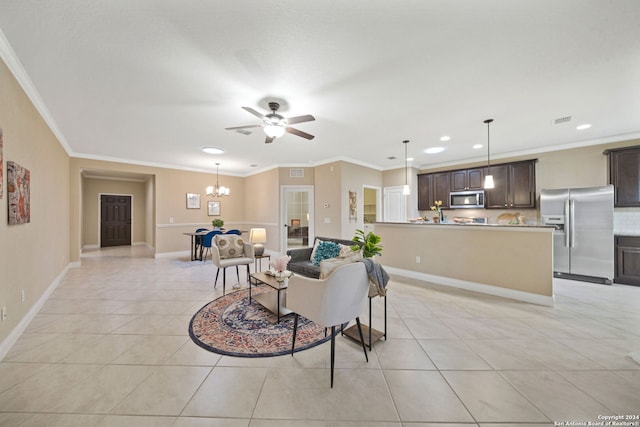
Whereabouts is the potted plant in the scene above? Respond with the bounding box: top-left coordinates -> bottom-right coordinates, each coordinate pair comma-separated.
351,229 -> 383,258
212,218 -> 224,229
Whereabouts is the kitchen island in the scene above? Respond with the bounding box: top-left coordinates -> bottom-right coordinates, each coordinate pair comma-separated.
375,222 -> 555,306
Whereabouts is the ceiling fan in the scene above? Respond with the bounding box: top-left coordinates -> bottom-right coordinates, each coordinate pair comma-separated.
225,102 -> 315,143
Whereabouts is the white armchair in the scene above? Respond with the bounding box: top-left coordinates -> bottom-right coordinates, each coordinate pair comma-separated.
287,262 -> 370,387
211,235 -> 255,295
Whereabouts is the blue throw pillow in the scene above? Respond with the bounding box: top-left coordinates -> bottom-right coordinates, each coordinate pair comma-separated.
312,241 -> 341,266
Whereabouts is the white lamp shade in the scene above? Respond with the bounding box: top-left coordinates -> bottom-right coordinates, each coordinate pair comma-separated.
264,124 -> 286,138
484,174 -> 495,189
402,184 -> 410,195
249,228 -> 267,243
206,186 -> 214,196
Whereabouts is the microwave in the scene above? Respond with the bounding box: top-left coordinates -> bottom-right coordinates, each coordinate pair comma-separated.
450,190 -> 485,209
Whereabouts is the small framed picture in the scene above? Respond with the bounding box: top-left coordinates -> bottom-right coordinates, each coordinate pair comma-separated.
186,193 -> 201,209
208,200 -> 221,216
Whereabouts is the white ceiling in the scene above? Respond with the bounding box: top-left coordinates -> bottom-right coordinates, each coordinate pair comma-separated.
1,0 -> 640,176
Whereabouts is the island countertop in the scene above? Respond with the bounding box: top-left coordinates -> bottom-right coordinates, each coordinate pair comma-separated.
374,221 -> 554,305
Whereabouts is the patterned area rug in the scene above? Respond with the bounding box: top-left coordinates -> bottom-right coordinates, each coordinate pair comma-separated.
189,287 -> 332,357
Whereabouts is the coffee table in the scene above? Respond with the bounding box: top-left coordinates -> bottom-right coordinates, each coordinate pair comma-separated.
249,272 -> 291,323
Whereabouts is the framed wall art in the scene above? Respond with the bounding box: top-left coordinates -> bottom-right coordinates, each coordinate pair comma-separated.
208,200 -> 220,216
7,161 -> 30,224
186,192 -> 201,209
349,190 -> 357,222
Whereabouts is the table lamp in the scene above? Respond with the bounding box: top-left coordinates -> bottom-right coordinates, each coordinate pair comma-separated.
249,228 -> 267,256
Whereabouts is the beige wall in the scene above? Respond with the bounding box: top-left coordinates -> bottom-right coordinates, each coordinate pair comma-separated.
244,168 -> 281,252
0,58 -> 70,344
340,161 -> 383,238
313,162 -> 343,238
81,177 -> 148,247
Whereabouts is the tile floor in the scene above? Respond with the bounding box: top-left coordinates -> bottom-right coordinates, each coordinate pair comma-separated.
1,245 -> 639,426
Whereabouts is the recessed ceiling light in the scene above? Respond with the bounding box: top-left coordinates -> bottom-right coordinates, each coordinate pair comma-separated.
201,146 -> 224,155
440,135 -> 451,142
473,144 -> 483,149
576,124 -> 592,130
424,147 -> 446,154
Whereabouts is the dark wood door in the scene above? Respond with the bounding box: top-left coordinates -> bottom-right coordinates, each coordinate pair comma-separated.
484,164 -> 509,208
615,236 -> 640,286
432,172 -> 451,208
101,195 -> 132,247
450,170 -> 468,191
467,168 -> 485,190
609,149 -> 640,207
510,161 -> 536,208
417,174 -> 432,211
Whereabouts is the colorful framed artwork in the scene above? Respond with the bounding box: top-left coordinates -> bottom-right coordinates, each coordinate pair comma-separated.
208,200 -> 220,216
7,161 -> 30,224
186,192 -> 200,209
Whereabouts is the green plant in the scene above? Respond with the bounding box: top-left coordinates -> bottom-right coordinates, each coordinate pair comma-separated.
351,229 -> 383,258
212,218 -> 224,228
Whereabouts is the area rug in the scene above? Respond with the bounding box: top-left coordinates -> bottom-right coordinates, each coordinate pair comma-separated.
189,287 -> 332,357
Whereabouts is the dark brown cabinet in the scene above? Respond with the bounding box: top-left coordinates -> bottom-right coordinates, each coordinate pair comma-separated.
451,168 -> 484,191
607,146 -> 640,207
417,174 -> 432,211
615,236 -> 640,286
417,171 -> 451,210
485,160 -> 536,209
432,172 -> 451,208
418,159 -> 536,211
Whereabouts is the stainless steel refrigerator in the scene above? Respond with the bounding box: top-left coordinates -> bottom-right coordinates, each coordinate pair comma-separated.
540,185 -> 614,284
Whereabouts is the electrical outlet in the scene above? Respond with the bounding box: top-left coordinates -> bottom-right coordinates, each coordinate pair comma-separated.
416,256 -> 421,264
1,306 -> 7,321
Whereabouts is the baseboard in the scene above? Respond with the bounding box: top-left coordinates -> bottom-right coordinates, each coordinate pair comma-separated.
0,262 -> 73,361
385,266 -> 555,307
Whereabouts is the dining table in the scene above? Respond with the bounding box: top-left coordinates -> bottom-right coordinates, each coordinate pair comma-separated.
183,229 -> 249,261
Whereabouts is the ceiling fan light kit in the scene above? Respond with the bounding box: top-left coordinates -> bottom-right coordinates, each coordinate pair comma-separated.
226,101 -> 315,143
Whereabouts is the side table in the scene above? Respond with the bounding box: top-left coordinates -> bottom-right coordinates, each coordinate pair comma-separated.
254,254 -> 271,272
343,286 -> 387,350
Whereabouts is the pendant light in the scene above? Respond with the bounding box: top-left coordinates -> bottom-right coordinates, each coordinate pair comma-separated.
402,140 -> 411,195
206,163 -> 230,197
483,119 -> 495,189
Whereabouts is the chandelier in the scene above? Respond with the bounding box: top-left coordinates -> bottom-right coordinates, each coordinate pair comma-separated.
206,163 -> 230,197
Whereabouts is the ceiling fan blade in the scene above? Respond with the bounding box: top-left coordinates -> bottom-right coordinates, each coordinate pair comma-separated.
242,106 -> 266,120
286,114 -> 315,125
265,135 -> 275,144
286,127 -> 315,140
225,124 -> 263,130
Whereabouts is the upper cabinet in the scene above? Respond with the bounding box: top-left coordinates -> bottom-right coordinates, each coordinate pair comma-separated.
485,160 -> 536,209
607,146 -> 640,207
417,171 -> 451,210
418,159 -> 537,211
418,172 -> 451,211
451,168 -> 484,191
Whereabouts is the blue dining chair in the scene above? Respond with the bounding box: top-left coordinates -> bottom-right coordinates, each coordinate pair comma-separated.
194,228 -> 209,260
225,229 -> 241,235
201,230 -> 222,262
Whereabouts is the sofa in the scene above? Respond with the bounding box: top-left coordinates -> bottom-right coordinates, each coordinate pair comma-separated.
286,236 -> 362,279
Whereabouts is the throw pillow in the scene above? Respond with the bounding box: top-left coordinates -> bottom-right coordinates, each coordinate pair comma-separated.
312,240 -> 340,266
215,234 -> 245,259
309,239 -> 325,261
338,243 -> 357,258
